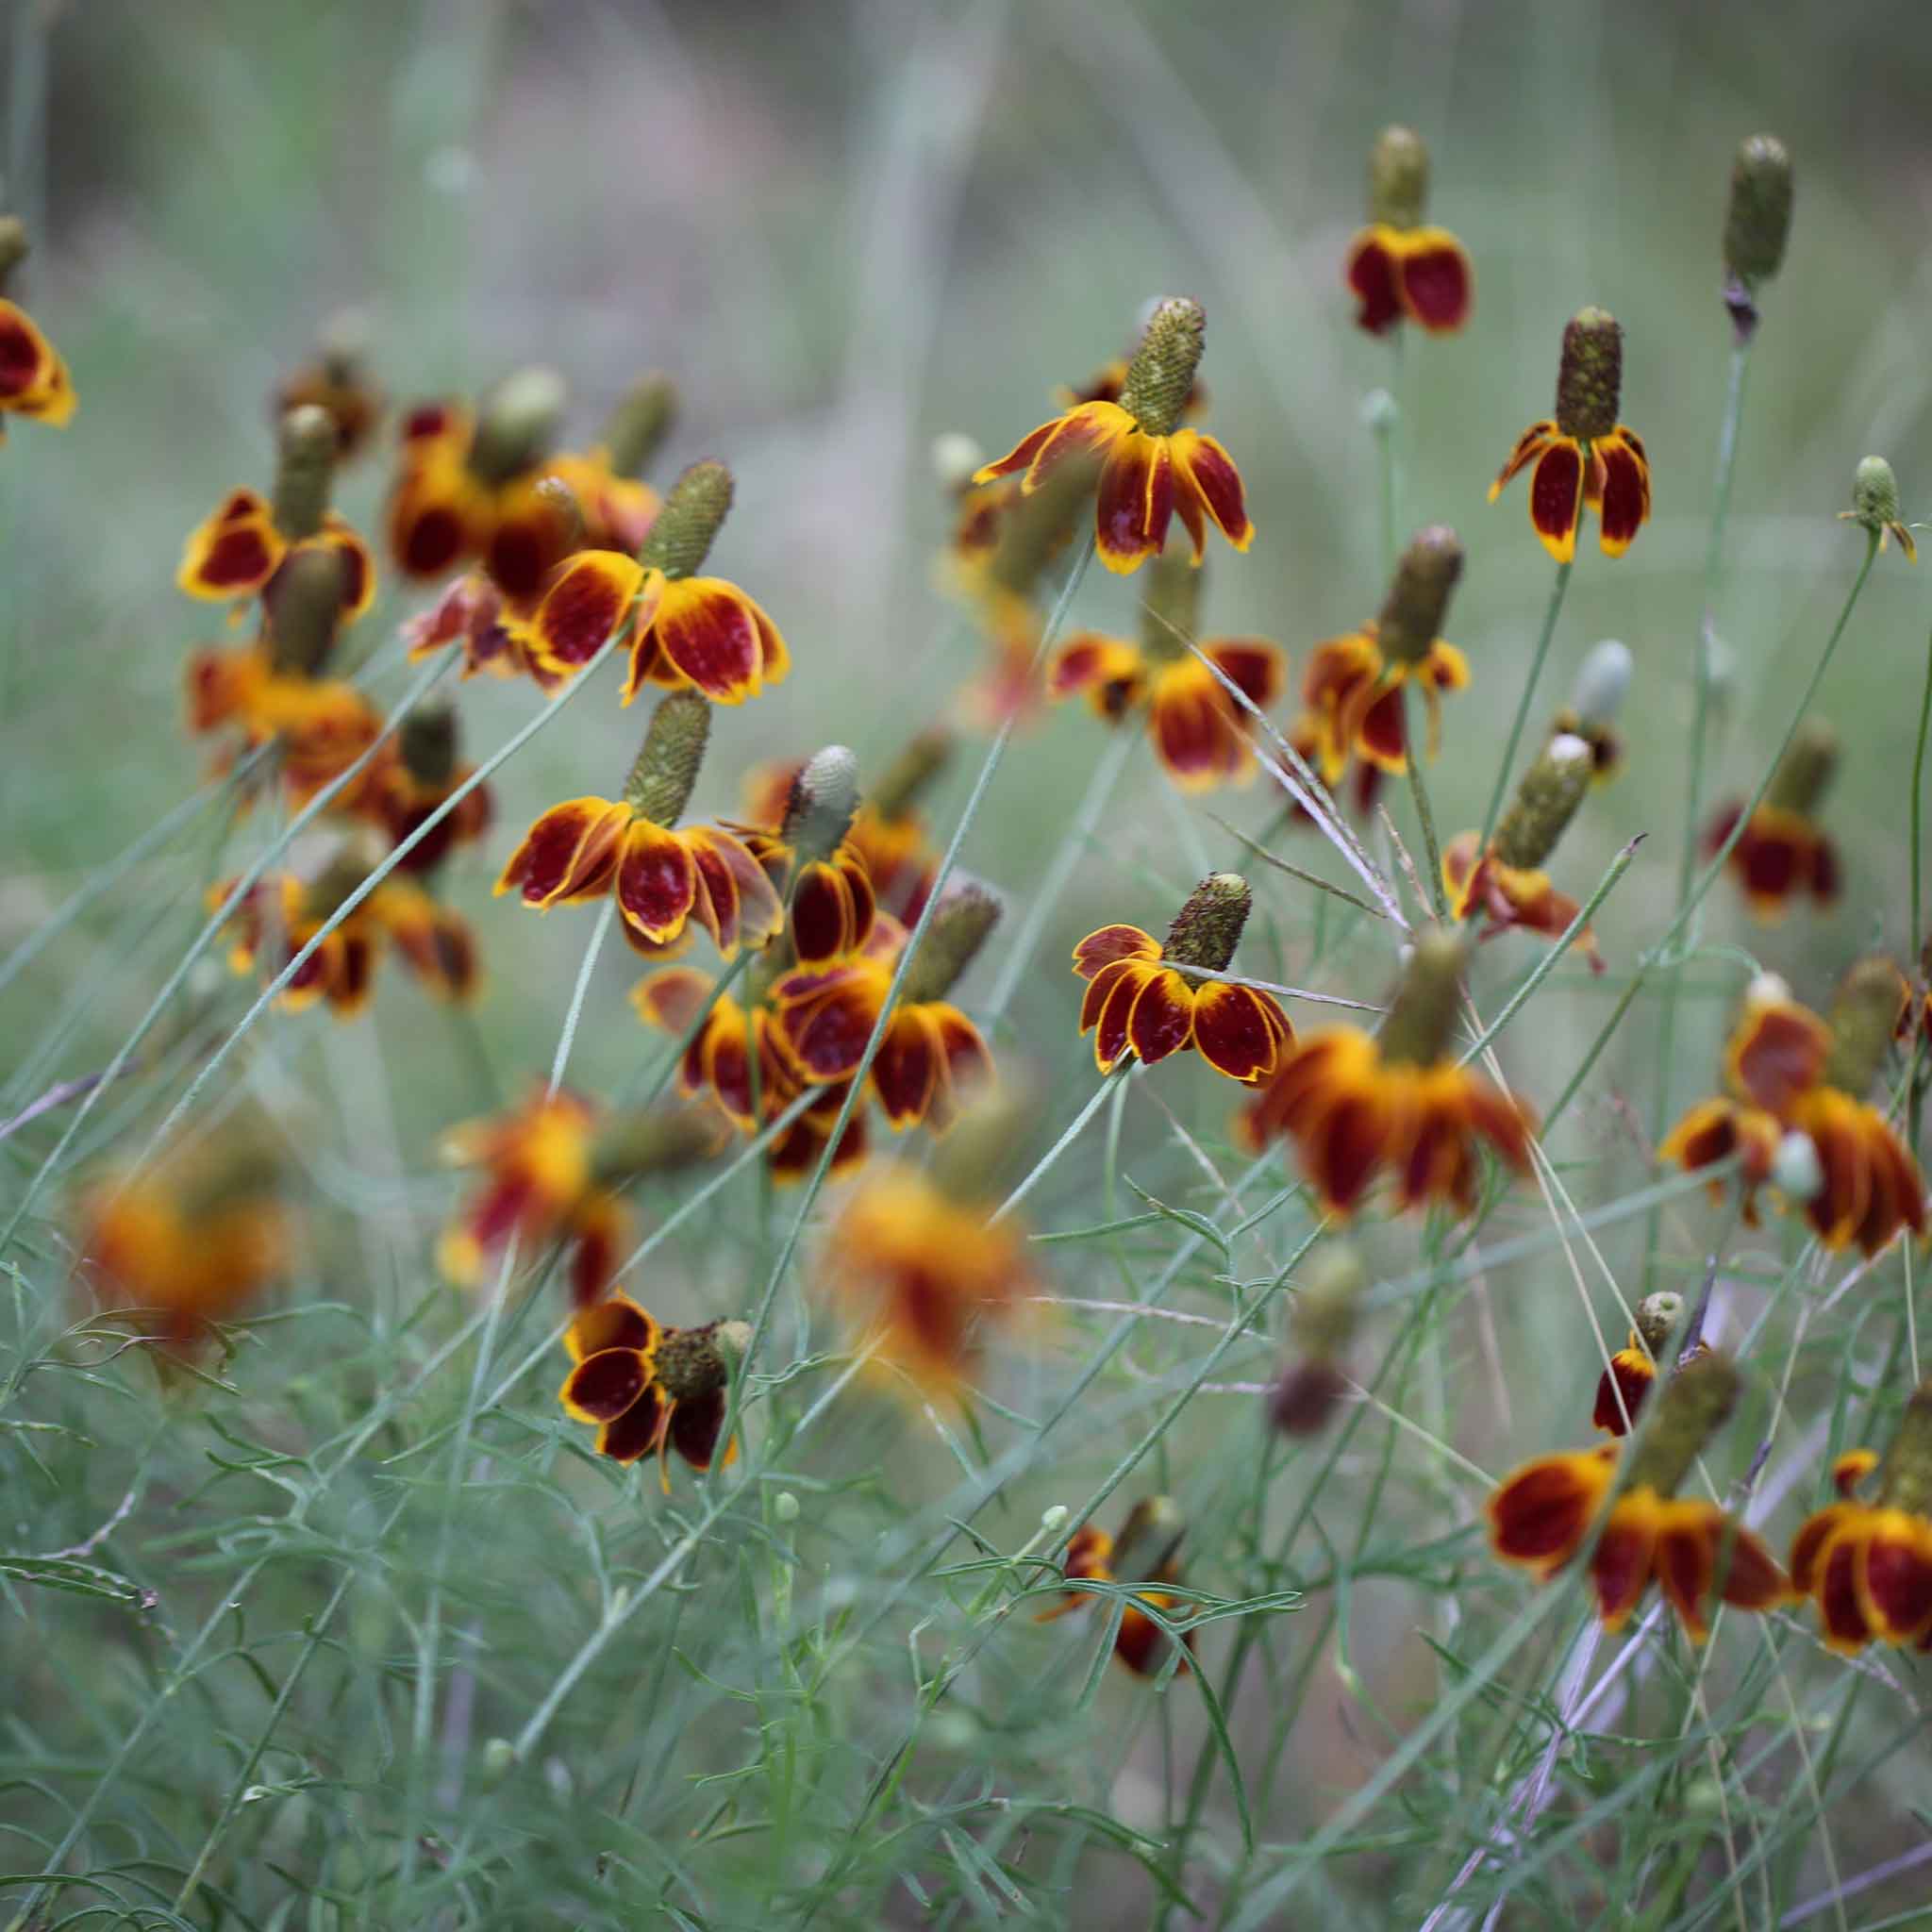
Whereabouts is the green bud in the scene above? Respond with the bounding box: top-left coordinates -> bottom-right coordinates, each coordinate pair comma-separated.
601,372 -> 678,478
1375,525 -> 1463,667
1368,125 -> 1429,230
773,1490 -> 801,1524
1723,135 -> 1794,291
1823,956 -> 1904,1098
1117,297 -> 1206,439
1877,1381 -> 1932,1518
638,458 -> 734,579
591,1104 -> 727,1187
623,689 -> 711,825
1848,456 -> 1902,533
533,473 -> 585,555
1491,736 -> 1591,872
1622,1350 -> 1740,1499
400,700 -> 458,788
479,1738 -> 518,1788
1378,928 -> 1467,1069
1764,718 -> 1837,817
1553,308 -> 1624,443
467,366 -> 566,487
1290,1245 -> 1365,1359
263,543 -> 350,676
900,878 -> 1002,1005
1159,872 -> 1252,973
272,405 -> 338,541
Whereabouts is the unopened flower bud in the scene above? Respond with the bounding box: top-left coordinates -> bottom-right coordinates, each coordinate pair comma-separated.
467,366 -> 566,487
1040,1503 -> 1069,1534
870,727 -> 953,824
533,473 -> 585,556
1554,308 -> 1624,443
780,745 -> 860,869
1375,525 -> 1464,667
272,405 -> 339,541
624,689 -> 710,824
601,373 -> 678,479
1569,640 -> 1631,730
1764,718 -> 1837,817
1723,135 -> 1794,292
0,215 -> 28,287
901,878 -> 1002,1005
1633,1291 -> 1686,1362
400,700 -> 459,788
1109,1494 -> 1186,1584
1772,1129 -> 1824,1203
1160,873 -> 1252,973
1848,456 -> 1901,532
1367,125 -> 1429,230
1877,1380 -> 1932,1518
263,542 -> 349,676
772,1490 -> 801,1524
1378,927 -> 1467,1069
1491,737 -> 1591,872
1141,546 -> 1203,660
480,1738 -> 518,1787
1117,298 -> 1207,440
638,458 -> 734,579
1623,1350 -> 1740,1499
931,431 -> 985,492
1745,971 -> 1792,1010
1824,956 -> 1906,1098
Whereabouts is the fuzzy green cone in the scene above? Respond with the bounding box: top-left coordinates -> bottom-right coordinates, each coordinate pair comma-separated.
468,367 -> 566,488
1379,928 -> 1467,1068
653,1319 -> 749,1403
1764,719 -> 1838,816
264,543 -> 349,676
1634,1291 -> 1686,1363
1724,135 -> 1794,291
900,879 -> 1002,1005
639,459 -> 734,579
1878,1381 -> 1932,1517
591,1104 -> 728,1187
1117,298 -> 1206,440
272,405 -> 338,541
1491,737 -> 1591,871
1141,547 -> 1202,662
870,727 -> 953,823
1623,1350 -> 1740,1498
624,690 -> 711,824
781,745 -> 860,869
1376,525 -> 1463,667
1368,125 -> 1429,230
1554,308 -> 1624,442
1160,873 -> 1251,973
602,373 -> 678,478
1824,956 -> 1904,1097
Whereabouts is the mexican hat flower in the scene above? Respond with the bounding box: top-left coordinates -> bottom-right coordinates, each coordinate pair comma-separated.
1838,455 -> 1918,563
1074,874 -> 1293,1082
1661,962 -> 1926,1255
771,881 -> 998,1132
1705,719 -> 1841,922
275,314 -> 384,460
1720,135 -> 1794,339
74,1139 -> 289,1350
362,700 -> 493,877
1442,734 -> 1605,972
0,218 -> 75,441
1591,1291 -> 1711,1438
974,296 -> 1253,575
185,640 -> 385,810
1790,1382 -> 1932,1654
1489,1353 -> 1790,1641
494,689 -> 783,958
824,1114 -> 1037,1399
528,458 -> 790,705
1544,639 -> 1633,787
558,1296 -> 746,1483
1489,308 -> 1651,562
1237,928 -> 1534,1217
1303,527 -> 1470,782
1038,1497 -> 1194,1679
1048,548 -> 1286,791
1343,126 -> 1474,337
177,405 -> 375,617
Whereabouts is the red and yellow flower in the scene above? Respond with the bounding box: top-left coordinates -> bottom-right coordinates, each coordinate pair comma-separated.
1038,1498 -> 1193,1679
0,286 -> 75,441
177,480 -> 375,620
1490,308 -> 1650,562
1238,929 -> 1532,1218
1661,965 -> 1926,1255
361,702 -> 493,876
1304,625 -> 1469,780
275,325 -> 384,461
1074,876 -> 1292,1083
557,1295 -> 744,1485
1705,720 -> 1841,923
185,642 -> 387,810
974,297 -> 1252,575
1591,1291 -> 1707,1438
1491,1353 -> 1789,1641
1345,128 -> 1473,336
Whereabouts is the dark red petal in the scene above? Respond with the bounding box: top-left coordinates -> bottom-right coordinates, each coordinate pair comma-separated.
873,1010 -> 940,1127
1126,969 -> 1196,1065
597,1383 -> 670,1463
1180,435 -> 1251,547
560,1347 -> 651,1424
1191,983 -> 1283,1083
1344,229 -> 1403,336
654,582 -> 762,701
1396,232 -> 1473,333
1528,443 -> 1585,562
1095,436 -> 1168,572
615,824 -> 699,944
1594,437 -> 1648,556
668,1387 -> 730,1472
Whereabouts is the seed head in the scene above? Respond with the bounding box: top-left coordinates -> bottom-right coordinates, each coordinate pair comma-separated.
1367,125 -> 1429,230
1491,736 -> 1592,872
272,405 -> 339,541
869,727 -> 953,823
1764,718 -> 1838,817
639,459 -> 735,579
1632,1291 -> 1686,1362
1378,928 -> 1466,1069
780,745 -> 860,868
263,543 -> 350,677
624,689 -> 711,824
1160,873 -> 1252,974
1878,1380 -> 1932,1518
601,373 -> 678,479
1117,298 -> 1206,440
1623,1350 -> 1740,1499
1554,308 -> 1624,442
467,366 -> 567,487
1824,956 -> 1905,1099
1847,456 -> 1902,535
1375,525 -> 1464,667
1723,135 -> 1794,293
900,877 -> 1003,1005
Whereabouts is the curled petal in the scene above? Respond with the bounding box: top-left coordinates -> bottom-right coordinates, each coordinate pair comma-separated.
1725,997 -> 1830,1116
1818,1531 -> 1877,1652
1125,968 -> 1197,1066
874,1008 -> 941,1128
1488,421 -> 1557,503
596,1382 -> 671,1463
1527,441 -> 1585,564
1489,1448 -> 1615,1576
974,400 -> 1126,491
644,577 -> 771,704
1093,961 -> 1149,1074
668,1387 -> 734,1473
1594,430 -> 1650,557
565,1291 -> 658,1362
495,798 -> 627,908
533,550 -> 645,674
1073,924 -> 1160,980
1790,1505 -> 1856,1598
1592,1496 -> 1662,1630
1856,1511 -> 1932,1642
1343,227 -> 1404,336
1094,433 -> 1174,574
1151,676 -> 1241,790
178,490 -> 284,600
1171,431 -> 1253,555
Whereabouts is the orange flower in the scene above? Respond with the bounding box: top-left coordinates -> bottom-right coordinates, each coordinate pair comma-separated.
1037,1499 -> 1193,1679
1661,968 -> 1926,1254
1073,877 -> 1292,1083
557,1295 -> 743,1485
974,298 -> 1252,575
1048,549 -> 1287,791
1345,128 -> 1473,336
0,291 -> 75,441
1490,309 -> 1650,562
827,1166 -> 1035,1397
184,641 -> 387,809
363,703 -> 493,876
438,1088 -> 628,1307
75,1156 -> 288,1350
1302,625 -> 1469,780
1790,1385 -> 1932,1653
1237,930 -> 1531,1218
177,487 -> 375,619
276,330 -> 384,460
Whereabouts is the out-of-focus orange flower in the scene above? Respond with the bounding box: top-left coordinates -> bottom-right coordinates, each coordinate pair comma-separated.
1238,930 -> 1531,1218
557,1293 -> 744,1487
0,288 -> 75,441
974,298 -> 1251,576
1490,309 -> 1650,562
1344,128 -> 1473,336
177,470 -> 375,620
275,323 -> 384,460
360,702 -> 493,876
1038,1498 -> 1194,1679
1303,625 -> 1468,781
1705,720 -> 1840,923
185,641 -> 387,810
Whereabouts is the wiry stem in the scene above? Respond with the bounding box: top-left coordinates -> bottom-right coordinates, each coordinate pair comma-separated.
1478,559 -> 1573,852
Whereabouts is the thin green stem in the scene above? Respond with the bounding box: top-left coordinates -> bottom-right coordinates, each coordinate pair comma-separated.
1909,626 -> 1932,1148
1478,559 -> 1572,852
1401,681 -> 1448,917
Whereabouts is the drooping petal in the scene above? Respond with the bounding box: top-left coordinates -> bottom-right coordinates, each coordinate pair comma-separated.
1527,441 -> 1585,564
1191,981 -> 1289,1083
648,577 -> 767,703
1303,1087 -> 1394,1216
781,972 -> 885,1081
1592,1494 -> 1663,1630
1488,1448 -> 1614,1574
690,827 -> 785,957
1354,681 -> 1409,774
532,550 -> 645,675
559,1346 -> 653,1424
495,798 -> 627,907
1171,431 -> 1254,555
567,1195 -> 628,1308
596,1382 -> 671,1463
1594,431 -> 1649,556
1093,961 -> 1148,1074
1592,1347 -> 1656,1437
1205,639 -> 1286,710
1395,227 -> 1474,333
1343,227 -> 1404,336
1818,1530 -> 1877,1652
1094,432 -> 1173,574
1080,956 -> 1140,1038
1856,1512 -> 1932,1642
1073,924 -> 1160,980
924,1004 -> 994,1132
178,490 -> 285,600
1125,968 -> 1197,1066
873,1008 -> 941,1128
1050,633 -> 1146,716
614,820 -> 700,945
1790,1505 -> 1855,1597
1713,1523 -> 1790,1613
668,1386 -> 733,1472
1725,997 -> 1830,1116
1151,676 -> 1239,789
1488,422 -> 1558,502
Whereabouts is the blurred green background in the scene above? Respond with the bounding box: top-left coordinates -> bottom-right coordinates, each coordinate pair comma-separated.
6,0 -> 1932,1923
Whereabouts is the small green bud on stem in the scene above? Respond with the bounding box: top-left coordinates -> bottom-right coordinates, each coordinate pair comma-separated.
1823,956 -> 1905,1098
601,373 -> 678,478
1368,125 -> 1429,230
638,458 -> 734,579
1723,135 -> 1794,293
1633,1291 -> 1686,1363
272,406 -> 338,541
1623,1350 -> 1740,1498
1554,308 -> 1624,443
1847,456 -> 1903,539
1376,525 -> 1463,667
1117,297 -> 1206,440
624,689 -> 711,825
467,366 -> 567,488
1878,1380 -> 1932,1517
1160,873 -> 1252,973
900,878 -> 1002,1005
401,702 -> 459,788
264,543 -> 349,676
1379,928 -> 1467,1069
1491,736 -> 1591,872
